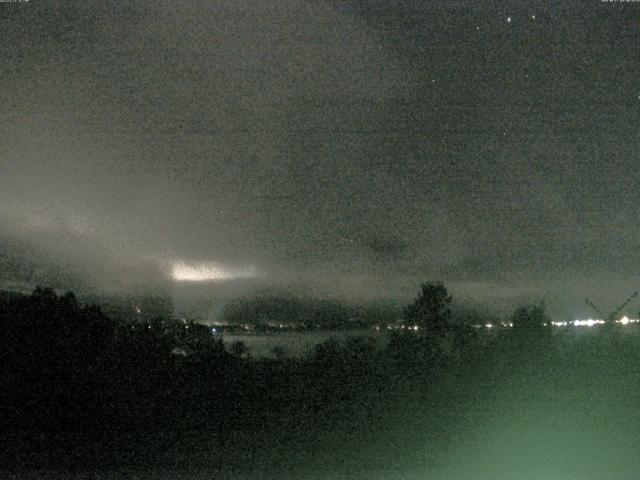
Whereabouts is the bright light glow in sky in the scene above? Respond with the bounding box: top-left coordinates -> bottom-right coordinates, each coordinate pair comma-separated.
171,261 -> 258,282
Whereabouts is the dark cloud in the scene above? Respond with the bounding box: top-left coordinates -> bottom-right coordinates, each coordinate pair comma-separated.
360,233 -> 409,263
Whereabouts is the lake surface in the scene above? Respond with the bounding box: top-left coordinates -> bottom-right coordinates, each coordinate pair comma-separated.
218,323 -> 636,358
218,329 -> 386,358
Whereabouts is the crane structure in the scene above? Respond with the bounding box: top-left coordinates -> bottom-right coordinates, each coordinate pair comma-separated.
585,291 -> 639,323
608,291 -> 638,322
584,298 -> 605,320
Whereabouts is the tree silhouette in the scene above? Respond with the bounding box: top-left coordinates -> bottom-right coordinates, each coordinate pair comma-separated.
230,340 -> 249,358
511,302 -> 548,331
271,345 -> 288,360
403,282 -> 452,336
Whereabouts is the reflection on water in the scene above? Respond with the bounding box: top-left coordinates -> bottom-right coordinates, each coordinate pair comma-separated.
219,329 -> 386,358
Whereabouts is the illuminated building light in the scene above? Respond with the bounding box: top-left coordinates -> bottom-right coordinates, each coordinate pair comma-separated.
619,316 -> 630,325
614,317 -> 640,324
573,319 -> 605,327
485,323 -> 493,328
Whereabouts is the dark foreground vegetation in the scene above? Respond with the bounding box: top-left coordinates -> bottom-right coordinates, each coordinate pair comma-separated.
1,284 -> 640,479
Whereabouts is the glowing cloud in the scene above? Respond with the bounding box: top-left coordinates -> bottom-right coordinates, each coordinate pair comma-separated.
171,261 -> 258,282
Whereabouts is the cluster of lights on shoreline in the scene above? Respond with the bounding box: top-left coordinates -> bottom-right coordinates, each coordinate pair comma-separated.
382,325 -> 421,331
377,316 -> 640,332
551,315 -> 640,327
473,323 -> 514,329
472,316 -> 640,329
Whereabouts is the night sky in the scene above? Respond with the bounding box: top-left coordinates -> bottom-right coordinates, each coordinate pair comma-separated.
2,0 -> 640,318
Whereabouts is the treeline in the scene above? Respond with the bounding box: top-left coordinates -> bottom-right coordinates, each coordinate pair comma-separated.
0,283 -> 552,469
0,287 -> 226,434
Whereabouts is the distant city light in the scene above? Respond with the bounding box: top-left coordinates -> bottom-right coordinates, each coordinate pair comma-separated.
616,316 -> 639,325
551,317 -> 640,327
573,319 -> 605,327
389,316 -> 640,332
171,261 -> 258,282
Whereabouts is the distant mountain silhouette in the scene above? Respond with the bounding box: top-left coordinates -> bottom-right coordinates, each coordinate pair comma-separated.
220,294 -> 402,329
